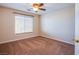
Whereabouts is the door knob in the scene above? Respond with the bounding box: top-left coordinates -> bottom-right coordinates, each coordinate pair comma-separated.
76,40 -> 79,43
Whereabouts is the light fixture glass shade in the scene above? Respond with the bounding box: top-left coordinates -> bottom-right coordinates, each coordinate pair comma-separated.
33,7 -> 39,11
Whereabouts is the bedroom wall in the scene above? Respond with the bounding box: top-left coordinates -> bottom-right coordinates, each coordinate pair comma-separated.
0,13 -> 3,40
0,7 -> 40,44
40,5 -> 75,44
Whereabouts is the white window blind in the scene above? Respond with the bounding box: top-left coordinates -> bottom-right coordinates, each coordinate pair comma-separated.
15,14 -> 33,34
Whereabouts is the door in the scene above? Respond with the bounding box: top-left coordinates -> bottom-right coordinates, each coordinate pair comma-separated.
75,3 -> 79,55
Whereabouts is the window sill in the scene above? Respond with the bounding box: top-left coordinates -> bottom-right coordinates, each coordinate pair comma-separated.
15,32 -> 33,35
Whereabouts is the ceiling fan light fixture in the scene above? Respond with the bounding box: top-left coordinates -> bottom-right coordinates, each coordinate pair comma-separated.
27,3 -> 46,12
32,3 -> 40,12
33,7 -> 39,12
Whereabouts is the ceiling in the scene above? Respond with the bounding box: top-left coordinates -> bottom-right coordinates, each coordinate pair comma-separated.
0,3 -> 74,15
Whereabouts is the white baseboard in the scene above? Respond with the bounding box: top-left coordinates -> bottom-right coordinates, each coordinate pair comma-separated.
0,35 -> 74,45
41,34 -> 74,45
0,35 -> 38,44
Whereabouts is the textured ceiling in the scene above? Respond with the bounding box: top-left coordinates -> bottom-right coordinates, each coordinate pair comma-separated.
0,3 -> 74,15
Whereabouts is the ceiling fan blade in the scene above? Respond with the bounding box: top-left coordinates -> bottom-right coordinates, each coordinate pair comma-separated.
27,8 -> 33,11
39,3 -> 44,7
39,8 -> 46,11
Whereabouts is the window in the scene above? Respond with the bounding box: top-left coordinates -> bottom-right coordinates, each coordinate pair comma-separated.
15,14 -> 33,34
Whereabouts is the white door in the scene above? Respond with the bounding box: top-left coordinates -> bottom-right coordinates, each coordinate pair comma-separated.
75,3 -> 79,55
75,42 -> 79,55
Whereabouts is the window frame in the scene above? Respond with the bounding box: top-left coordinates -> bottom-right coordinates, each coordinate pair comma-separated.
14,14 -> 34,34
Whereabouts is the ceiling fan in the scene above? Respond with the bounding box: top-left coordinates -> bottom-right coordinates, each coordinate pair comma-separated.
27,3 -> 46,12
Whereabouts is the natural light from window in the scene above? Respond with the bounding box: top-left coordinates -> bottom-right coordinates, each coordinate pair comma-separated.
15,14 -> 33,34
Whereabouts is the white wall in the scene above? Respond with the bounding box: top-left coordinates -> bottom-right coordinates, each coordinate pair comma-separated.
0,7 -> 40,44
75,3 -> 79,55
0,14 -> 3,40
40,5 -> 75,44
